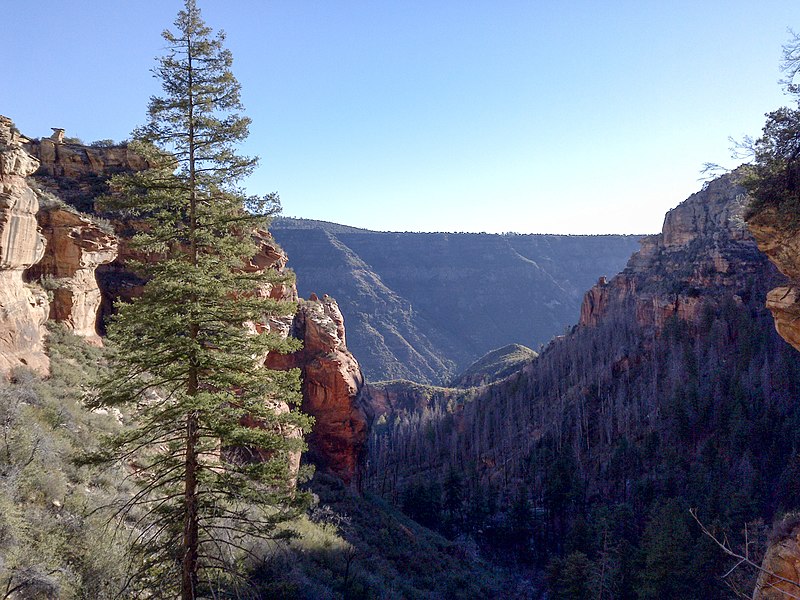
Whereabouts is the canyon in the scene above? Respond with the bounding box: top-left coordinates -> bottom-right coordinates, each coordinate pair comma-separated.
4,114 -> 800,597
365,169 -> 799,596
270,218 -> 640,383
0,119 -> 367,486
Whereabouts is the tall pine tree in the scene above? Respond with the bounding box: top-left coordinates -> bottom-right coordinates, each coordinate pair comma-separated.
87,2 -> 312,597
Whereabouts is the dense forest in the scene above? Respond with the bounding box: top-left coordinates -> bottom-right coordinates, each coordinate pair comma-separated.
365,175 -> 800,598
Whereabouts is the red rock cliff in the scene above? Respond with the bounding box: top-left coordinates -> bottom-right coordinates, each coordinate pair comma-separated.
579,173 -> 770,332
26,206 -> 117,345
14,126 -> 370,487
268,295 -> 368,489
0,116 -> 49,375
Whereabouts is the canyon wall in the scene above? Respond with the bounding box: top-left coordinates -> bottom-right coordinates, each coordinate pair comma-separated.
748,207 -> 800,353
27,206 -> 117,345
579,173 -> 764,332
0,117 -> 49,374
2,124 -> 367,487
267,295 -> 368,489
747,206 -> 800,599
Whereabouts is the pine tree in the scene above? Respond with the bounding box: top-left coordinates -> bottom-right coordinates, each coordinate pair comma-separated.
87,2 -> 312,597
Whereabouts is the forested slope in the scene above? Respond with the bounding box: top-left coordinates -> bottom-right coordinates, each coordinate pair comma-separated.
364,174 -> 800,598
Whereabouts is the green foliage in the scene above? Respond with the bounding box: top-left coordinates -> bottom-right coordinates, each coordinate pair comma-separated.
449,343 -> 538,387
744,31 -> 800,224
86,1 -> 312,596
249,474 -> 511,599
0,325 -> 129,599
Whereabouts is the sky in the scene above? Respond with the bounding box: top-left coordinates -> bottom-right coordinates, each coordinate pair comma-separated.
4,1 -> 800,235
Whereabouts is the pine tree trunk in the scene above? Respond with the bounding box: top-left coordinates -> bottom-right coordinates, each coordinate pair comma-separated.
182,408 -> 200,600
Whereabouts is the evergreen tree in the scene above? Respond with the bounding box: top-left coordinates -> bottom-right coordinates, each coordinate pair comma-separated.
744,31 -> 800,221
87,1 -> 312,597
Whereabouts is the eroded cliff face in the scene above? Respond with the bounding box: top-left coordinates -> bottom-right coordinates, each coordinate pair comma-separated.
580,174 -> 768,331
0,117 -> 49,375
24,135 -> 148,213
747,207 -> 800,599
748,207 -> 800,353
268,295 -> 368,489
27,207 -> 117,345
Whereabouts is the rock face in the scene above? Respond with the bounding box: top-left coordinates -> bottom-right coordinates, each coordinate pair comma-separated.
24,135 -> 148,213
247,230 -> 299,341
748,206 -> 800,353
18,129 -> 370,488
268,295 -> 368,489
747,208 -> 800,598
752,523 -> 800,600
26,207 -> 117,345
579,174 -> 768,331
0,116 -> 49,375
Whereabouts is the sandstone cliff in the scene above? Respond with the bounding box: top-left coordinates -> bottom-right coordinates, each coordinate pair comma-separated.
27,204 -> 117,345
747,206 -> 800,599
24,135 -> 147,213
748,207 -> 800,353
0,125 -> 369,488
268,295 -> 368,489
0,116 -> 49,375
580,173 -> 766,332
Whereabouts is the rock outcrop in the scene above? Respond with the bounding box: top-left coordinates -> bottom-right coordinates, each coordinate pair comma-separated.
26,206 -> 117,345
268,295 -> 368,489
0,116 -> 49,375
10,127 -> 369,489
748,206 -> 800,353
247,230 -> 298,340
24,135 -> 148,213
752,521 -> 800,600
580,173 -> 771,332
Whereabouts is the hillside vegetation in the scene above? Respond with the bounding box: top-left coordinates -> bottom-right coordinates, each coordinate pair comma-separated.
0,326 -> 514,599
365,174 -> 800,598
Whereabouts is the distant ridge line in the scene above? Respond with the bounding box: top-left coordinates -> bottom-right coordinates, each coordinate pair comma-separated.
272,217 -> 648,238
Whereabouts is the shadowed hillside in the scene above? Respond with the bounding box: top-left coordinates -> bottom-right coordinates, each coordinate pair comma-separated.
364,174 -> 800,597
272,218 -> 640,383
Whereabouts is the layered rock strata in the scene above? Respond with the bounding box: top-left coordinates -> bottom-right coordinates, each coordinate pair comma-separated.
12,127 -> 369,488
27,207 -> 117,345
24,133 -> 148,213
580,174 -> 770,331
0,116 -> 49,375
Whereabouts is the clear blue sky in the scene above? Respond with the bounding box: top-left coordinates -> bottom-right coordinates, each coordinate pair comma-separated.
4,1 -> 800,234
